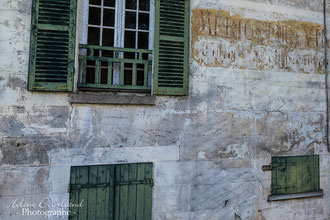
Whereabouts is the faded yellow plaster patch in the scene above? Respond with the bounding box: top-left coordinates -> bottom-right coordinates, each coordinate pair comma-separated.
191,9 -> 326,73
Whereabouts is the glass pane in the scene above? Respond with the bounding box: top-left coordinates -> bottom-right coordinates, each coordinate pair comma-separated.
102,28 -> 114,46
125,31 -> 136,48
88,27 -> 100,45
86,61 -> 96,83
104,9 -> 115,27
89,7 -> 101,25
124,68 -> 133,85
139,0 -> 150,11
138,13 -> 149,30
125,12 -> 136,29
126,0 -> 137,9
104,0 -> 115,7
137,69 -> 144,85
90,0 -> 101,5
101,66 -> 108,84
138,32 -> 149,49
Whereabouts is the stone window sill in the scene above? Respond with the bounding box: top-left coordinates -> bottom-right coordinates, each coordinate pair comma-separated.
268,190 -> 323,202
69,93 -> 155,105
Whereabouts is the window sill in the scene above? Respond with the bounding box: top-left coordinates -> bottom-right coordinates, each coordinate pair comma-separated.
69,93 -> 155,105
268,190 -> 323,202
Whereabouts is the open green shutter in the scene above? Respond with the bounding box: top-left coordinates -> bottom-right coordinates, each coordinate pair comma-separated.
153,0 -> 190,95
28,0 -> 76,91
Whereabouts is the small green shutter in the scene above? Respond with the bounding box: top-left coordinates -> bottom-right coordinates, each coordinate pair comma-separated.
271,155 -> 319,195
153,0 -> 190,95
28,0 -> 76,91
69,163 -> 153,220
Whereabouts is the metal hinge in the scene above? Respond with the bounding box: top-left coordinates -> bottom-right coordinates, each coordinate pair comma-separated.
262,162 -> 296,171
68,183 -> 110,192
116,179 -> 153,186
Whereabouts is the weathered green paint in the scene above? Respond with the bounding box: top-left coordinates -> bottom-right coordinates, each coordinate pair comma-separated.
153,0 -> 190,96
79,44 -> 152,90
69,163 -> 153,220
271,155 -> 319,195
28,0 -> 76,91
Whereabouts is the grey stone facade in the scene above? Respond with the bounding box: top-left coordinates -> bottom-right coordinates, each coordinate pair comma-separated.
1,0 -> 330,219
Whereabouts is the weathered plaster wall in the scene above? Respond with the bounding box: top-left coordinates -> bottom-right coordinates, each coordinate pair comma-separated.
1,0 -> 330,219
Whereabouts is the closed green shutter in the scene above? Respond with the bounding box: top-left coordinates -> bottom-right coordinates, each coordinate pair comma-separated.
153,0 -> 190,95
271,155 -> 319,195
114,163 -> 153,220
69,163 -> 153,220
69,165 -> 115,220
28,0 -> 76,91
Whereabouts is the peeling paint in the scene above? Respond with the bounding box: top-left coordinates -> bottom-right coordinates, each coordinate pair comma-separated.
191,9 -> 326,73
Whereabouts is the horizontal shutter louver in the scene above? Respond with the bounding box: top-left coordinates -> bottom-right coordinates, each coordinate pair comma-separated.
28,0 -> 76,91
153,0 -> 190,95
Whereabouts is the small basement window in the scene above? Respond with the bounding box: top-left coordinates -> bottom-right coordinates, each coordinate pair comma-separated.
268,155 -> 323,202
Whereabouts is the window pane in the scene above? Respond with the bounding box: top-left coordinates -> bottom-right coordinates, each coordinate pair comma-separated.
104,0 -> 115,7
125,31 -> 136,48
126,0 -> 137,9
138,13 -> 149,30
102,28 -> 114,46
138,32 -> 148,49
103,9 -> 115,27
88,27 -> 100,45
125,12 -> 136,29
86,60 -> 96,83
139,0 -> 150,11
89,7 -> 101,25
89,0 -> 101,5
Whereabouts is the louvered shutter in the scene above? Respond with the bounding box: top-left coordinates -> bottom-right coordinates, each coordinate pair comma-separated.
153,0 -> 190,95
271,155 -> 319,195
28,0 -> 76,91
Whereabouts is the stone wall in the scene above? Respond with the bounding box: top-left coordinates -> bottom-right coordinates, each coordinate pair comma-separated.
1,0 -> 330,219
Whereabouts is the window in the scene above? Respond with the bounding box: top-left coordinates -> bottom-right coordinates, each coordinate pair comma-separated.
69,163 -> 153,219
27,0 -> 190,96
79,0 -> 154,90
268,155 -> 322,201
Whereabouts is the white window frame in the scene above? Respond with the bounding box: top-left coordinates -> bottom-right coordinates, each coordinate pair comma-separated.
78,0 -> 154,87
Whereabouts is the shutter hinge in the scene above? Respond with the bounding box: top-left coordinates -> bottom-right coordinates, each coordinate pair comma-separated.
262,165 -> 272,171
116,179 -> 153,186
271,163 -> 295,169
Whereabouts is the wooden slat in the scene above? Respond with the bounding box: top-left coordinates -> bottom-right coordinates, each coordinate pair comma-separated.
77,167 -> 89,220
87,166 -> 98,219
69,167 -> 79,220
136,164 -> 146,220
127,164 -> 137,219
144,164 -> 153,220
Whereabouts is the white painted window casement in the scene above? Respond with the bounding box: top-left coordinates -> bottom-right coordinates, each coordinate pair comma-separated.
78,0 -> 154,89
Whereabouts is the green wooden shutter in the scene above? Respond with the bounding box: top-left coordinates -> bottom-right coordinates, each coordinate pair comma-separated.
153,0 -> 190,95
69,163 -> 153,220
271,155 -> 319,195
28,0 -> 76,91
69,165 -> 115,220
115,163 -> 153,220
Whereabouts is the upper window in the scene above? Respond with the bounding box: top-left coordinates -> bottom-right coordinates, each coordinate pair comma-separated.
78,0 -> 154,91
268,155 -> 322,201
28,0 -> 190,96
